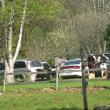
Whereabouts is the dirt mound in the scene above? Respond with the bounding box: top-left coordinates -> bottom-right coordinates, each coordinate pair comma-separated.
7,86 -> 110,95
0,93 -> 3,96
61,86 -> 109,93
94,105 -> 110,110
41,87 -> 56,93
87,87 -> 105,93
62,87 -> 81,93
40,86 -> 110,93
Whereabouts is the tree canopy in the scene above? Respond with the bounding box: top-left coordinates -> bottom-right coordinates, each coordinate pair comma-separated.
0,0 -> 110,63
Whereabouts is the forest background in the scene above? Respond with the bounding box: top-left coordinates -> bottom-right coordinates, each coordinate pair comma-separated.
0,0 -> 110,65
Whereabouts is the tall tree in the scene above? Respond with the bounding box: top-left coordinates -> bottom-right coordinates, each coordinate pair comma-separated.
0,0 -> 27,83
104,24 -> 110,51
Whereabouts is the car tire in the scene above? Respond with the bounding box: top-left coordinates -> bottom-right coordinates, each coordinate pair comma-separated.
14,75 -> 25,82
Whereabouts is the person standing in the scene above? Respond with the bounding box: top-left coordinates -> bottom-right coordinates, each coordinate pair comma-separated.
97,53 -> 109,77
59,57 -> 67,66
87,53 -> 96,69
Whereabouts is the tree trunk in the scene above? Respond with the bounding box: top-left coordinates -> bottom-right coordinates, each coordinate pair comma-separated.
13,0 -> 27,63
4,0 -> 27,83
5,60 -> 14,83
0,0 -> 5,9
4,9 -> 14,83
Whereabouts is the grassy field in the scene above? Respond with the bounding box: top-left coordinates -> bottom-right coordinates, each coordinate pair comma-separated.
0,79 -> 110,110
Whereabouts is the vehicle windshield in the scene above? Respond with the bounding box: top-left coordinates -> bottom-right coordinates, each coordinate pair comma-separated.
104,53 -> 110,60
43,63 -> 50,69
30,61 -> 42,67
0,63 -> 5,70
14,61 -> 26,69
64,60 -> 81,66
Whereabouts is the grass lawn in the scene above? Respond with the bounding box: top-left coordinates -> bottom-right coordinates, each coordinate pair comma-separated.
0,79 -> 110,110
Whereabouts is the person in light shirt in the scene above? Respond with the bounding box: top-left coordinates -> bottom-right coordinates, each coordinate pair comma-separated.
97,54 -> 109,63
59,57 -> 67,66
97,53 -> 109,77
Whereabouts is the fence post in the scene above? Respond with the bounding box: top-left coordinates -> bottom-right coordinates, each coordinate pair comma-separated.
55,58 -> 60,90
80,48 -> 88,110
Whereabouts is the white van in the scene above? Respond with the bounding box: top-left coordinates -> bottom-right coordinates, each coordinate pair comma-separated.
0,59 -> 44,82
14,59 -> 44,73
0,59 -> 44,73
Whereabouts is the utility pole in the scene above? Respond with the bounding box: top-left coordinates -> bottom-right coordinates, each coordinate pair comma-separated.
80,48 -> 88,110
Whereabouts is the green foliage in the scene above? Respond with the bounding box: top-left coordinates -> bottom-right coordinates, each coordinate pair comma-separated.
104,24 -> 110,50
24,0 -> 65,59
105,24 -> 110,38
27,0 -> 64,20
0,0 -> 110,61
0,0 -> 28,57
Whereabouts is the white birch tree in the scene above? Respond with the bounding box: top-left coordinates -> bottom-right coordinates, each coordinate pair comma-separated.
0,0 -> 5,9
3,0 -> 27,83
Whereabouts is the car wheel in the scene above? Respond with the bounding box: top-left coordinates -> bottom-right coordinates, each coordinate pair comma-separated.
14,75 -> 25,82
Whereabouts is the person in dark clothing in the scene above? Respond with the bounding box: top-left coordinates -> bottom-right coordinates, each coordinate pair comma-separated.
87,53 -> 96,69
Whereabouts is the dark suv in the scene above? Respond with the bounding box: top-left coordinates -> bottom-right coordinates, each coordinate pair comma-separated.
36,62 -> 52,80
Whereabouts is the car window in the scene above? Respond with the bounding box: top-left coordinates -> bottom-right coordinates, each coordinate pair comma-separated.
43,63 -> 50,69
14,61 -> 26,69
0,63 -> 5,70
70,60 -> 81,65
64,60 -> 81,66
104,54 -> 110,59
64,61 -> 71,66
30,61 -> 42,67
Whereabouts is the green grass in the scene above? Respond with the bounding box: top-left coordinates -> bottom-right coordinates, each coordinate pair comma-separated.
0,79 -> 110,110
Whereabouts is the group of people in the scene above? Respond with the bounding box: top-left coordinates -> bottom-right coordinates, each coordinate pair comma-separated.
87,53 -> 109,69
57,53 -> 109,70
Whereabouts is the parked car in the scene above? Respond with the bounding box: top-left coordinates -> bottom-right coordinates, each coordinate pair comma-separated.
59,58 -> 82,79
0,62 -> 5,73
41,62 -> 51,72
37,62 -> 52,80
14,59 -> 44,73
0,59 -> 44,72
0,59 -> 44,81
104,53 -> 110,60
